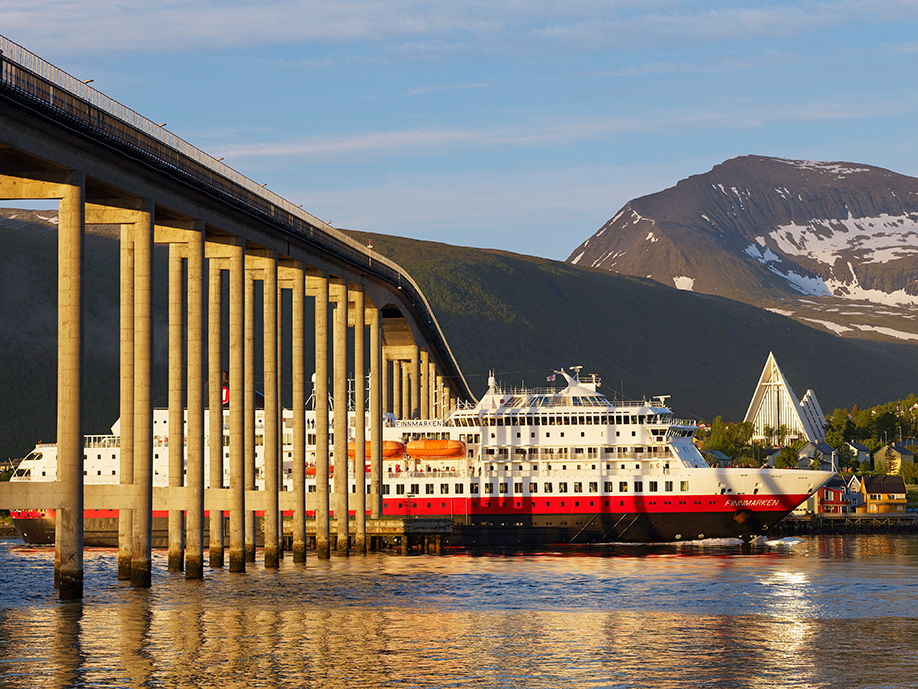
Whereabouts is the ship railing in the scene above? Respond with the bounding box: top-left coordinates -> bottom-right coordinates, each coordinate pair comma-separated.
385,470 -> 467,479
84,435 -> 120,449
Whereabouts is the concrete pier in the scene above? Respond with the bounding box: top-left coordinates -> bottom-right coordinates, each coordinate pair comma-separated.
312,272 -> 331,559
289,264 -> 307,563
369,309 -> 382,519
118,224 -> 134,581
185,225 -> 205,580
57,173 -> 85,600
353,285 -> 367,554
131,199 -> 154,589
262,252 -> 280,569
167,244 -> 184,573
228,241 -> 246,573
244,269 -> 256,563
208,263 -> 224,568
332,280 -> 349,556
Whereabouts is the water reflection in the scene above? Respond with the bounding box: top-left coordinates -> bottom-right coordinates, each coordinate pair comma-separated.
2,536 -> 918,688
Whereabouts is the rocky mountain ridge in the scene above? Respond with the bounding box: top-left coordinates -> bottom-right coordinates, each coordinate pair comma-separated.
567,155 -> 918,341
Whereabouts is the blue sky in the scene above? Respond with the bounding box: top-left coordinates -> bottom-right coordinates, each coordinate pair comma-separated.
4,1 -> 918,260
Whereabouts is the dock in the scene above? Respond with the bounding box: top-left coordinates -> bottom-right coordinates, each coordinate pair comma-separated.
773,513 -> 918,536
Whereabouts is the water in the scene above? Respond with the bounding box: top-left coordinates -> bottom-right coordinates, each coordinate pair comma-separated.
2,536 -> 918,688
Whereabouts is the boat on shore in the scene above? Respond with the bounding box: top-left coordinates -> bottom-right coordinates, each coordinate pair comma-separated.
9,367 -> 834,546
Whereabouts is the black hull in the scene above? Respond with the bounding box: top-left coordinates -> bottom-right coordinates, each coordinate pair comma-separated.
14,508 -> 785,547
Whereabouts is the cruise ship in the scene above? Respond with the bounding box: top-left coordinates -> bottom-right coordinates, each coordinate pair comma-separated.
9,368 -> 834,545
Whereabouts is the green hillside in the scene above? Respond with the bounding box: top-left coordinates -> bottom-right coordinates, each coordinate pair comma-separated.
348,230 -> 918,421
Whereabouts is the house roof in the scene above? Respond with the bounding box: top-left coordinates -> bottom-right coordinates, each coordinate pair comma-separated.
862,475 -> 907,493
848,442 -> 870,452
814,441 -> 834,453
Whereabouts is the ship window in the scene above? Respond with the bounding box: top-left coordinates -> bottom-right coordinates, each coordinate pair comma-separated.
665,481 -> 673,492
649,481 -> 658,492
382,485 -> 390,495
634,481 -> 643,492
681,481 -> 689,492
559,482 -> 568,492
589,482 -> 598,493
499,483 -> 508,494
440,484 -> 449,494
529,483 -> 538,493
454,483 -> 464,494
484,483 -> 493,494
396,484 -> 405,495
471,484 -> 479,494
514,482 -> 523,492
573,482 -> 582,493
544,482 -> 553,493
619,482 -> 628,492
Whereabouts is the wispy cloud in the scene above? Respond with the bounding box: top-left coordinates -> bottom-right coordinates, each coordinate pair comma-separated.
219,100 -> 904,161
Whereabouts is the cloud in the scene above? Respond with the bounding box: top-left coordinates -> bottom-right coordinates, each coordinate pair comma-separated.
217,99 -> 905,162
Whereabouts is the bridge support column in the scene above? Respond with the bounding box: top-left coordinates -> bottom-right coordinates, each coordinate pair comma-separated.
428,361 -> 436,419
118,225 -> 134,581
185,223 -> 205,579
331,279 -> 349,555
208,261 -> 224,568
288,263 -> 307,563
262,252 -> 280,568
382,350 -> 390,415
369,308 -> 382,519
353,285 -> 366,554
57,172 -> 85,600
228,241 -> 246,573
131,199 -> 154,589
420,349 -> 429,419
168,243 -> 185,573
312,272 -> 331,559
244,269 -> 256,563
410,349 -> 420,421
392,356 -> 402,419
401,361 -> 410,421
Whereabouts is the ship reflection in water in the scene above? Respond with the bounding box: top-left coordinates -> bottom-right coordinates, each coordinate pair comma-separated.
2,536 -> 918,688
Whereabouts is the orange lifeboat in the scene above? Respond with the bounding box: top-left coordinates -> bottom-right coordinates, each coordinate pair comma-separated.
347,440 -> 405,460
406,438 -> 466,460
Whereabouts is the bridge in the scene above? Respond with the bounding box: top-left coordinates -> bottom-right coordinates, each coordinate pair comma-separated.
0,36 -> 473,599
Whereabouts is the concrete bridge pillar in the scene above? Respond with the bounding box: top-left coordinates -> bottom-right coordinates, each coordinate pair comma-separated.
118,225 -> 134,581
352,284 -> 366,554
285,263 -> 307,563
428,361 -> 437,419
261,252 -> 280,569
57,172 -> 86,600
369,308 -> 382,519
131,198 -> 154,589
244,269 -> 256,563
167,243 -> 185,573
392,356 -> 402,419
331,279 -> 349,555
228,240 -> 246,574
208,260 -> 224,568
311,272 -> 331,559
185,223 -> 205,580
410,348 -> 420,420
401,361 -> 410,421
420,349 -> 430,420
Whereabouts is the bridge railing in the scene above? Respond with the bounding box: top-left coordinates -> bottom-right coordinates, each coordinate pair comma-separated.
0,35 -> 471,401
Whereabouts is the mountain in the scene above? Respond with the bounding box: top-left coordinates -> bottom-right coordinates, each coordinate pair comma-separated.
346,229 -> 918,426
567,155 -> 918,341
3,209 -> 918,462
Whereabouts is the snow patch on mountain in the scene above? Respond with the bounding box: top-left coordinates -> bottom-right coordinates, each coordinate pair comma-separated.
570,251 -> 584,265
768,266 -> 831,296
799,318 -> 853,335
851,324 -> 918,341
673,276 -> 694,291
646,232 -> 658,243
743,243 -> 782,264
825,277 -> 918,306
775,159 -> 872,177
770,213 -> 918,264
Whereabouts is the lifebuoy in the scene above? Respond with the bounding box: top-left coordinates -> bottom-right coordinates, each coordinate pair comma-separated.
656,462 -> 660,468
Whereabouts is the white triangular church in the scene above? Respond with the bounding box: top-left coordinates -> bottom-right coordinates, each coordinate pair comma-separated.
743,352 -> 826,443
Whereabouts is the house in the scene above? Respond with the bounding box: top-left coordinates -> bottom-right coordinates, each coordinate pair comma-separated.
847,442 -> 871,467
816,475 -> 850,514
873,443 -> 916,475
857,475 -> 908,514
703,450 -> 733,467
846,475 -> 864,512
797,441 -> 836,471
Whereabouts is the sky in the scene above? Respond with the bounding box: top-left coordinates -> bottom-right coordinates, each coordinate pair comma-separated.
4,0 -> 918,260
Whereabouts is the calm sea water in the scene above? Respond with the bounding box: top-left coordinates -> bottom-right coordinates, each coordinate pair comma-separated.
1,535 -> 917,688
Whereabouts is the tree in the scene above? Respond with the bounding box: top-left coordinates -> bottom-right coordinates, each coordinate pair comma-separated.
859,459 -> 873,474
837,445 -> 856,472
825,430 -> 844,449
775,446 -> 799,469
